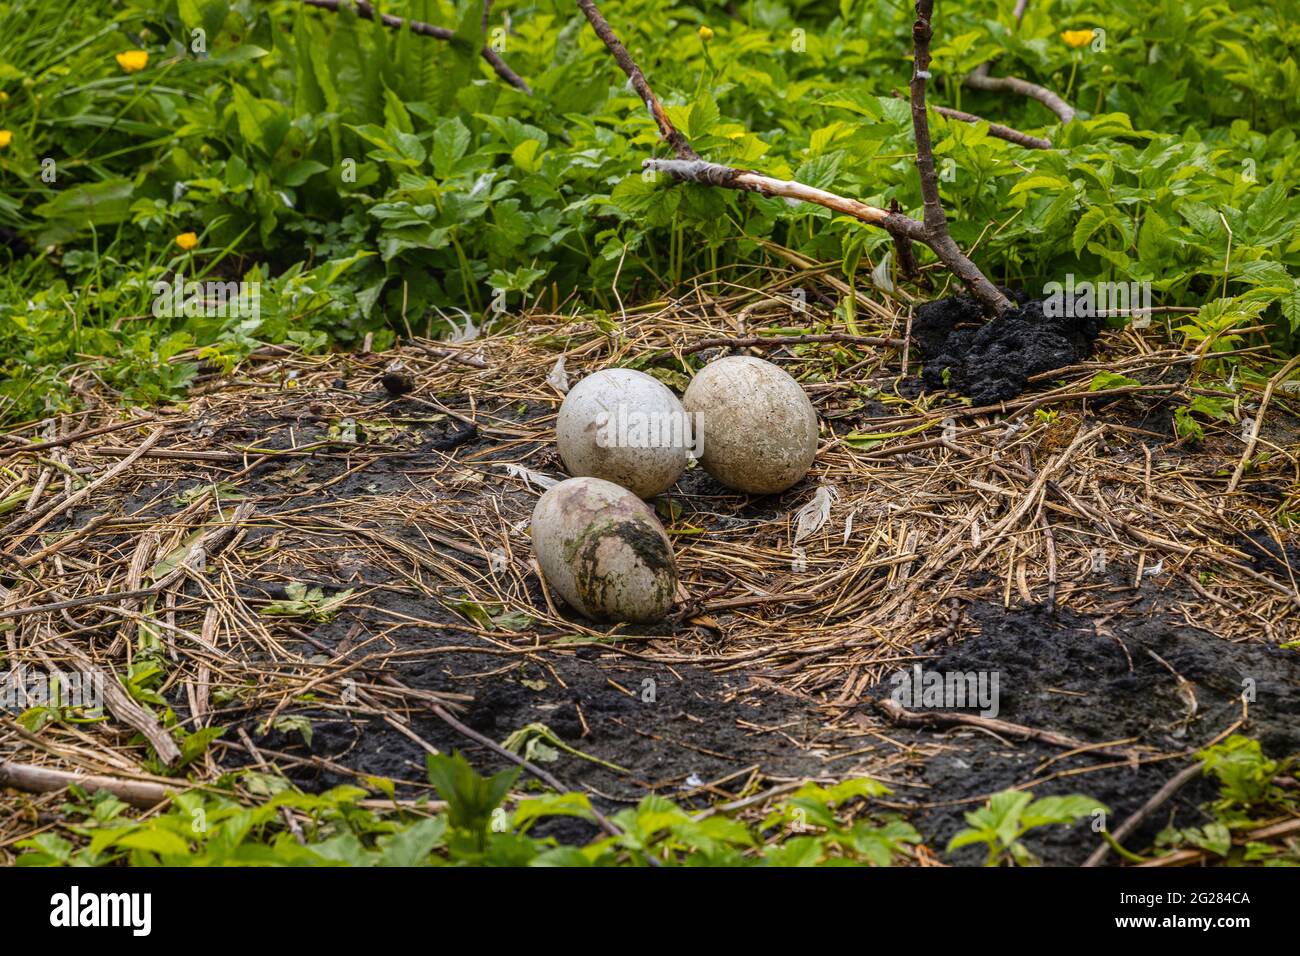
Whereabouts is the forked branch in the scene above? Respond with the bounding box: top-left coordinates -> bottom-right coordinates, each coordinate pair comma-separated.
965,63 -> 1076,124
958,1 -> 1074,124
578,0 -> 1010,314
910,2 -> 1012,311
931,101 -> 1052,149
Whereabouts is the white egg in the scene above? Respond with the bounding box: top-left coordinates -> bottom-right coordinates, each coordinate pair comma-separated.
530,477 -> 679,623
556,368 -> 690,498
682,355 -> 819,495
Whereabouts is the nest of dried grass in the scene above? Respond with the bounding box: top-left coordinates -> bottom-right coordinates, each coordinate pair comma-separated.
2,264 -> 1297,863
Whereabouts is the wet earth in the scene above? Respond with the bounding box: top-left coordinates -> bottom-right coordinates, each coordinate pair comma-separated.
862,599 -> 1300,864
914,292 -> 1103,404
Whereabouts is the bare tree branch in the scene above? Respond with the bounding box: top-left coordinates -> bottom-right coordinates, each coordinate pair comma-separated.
909,1 -> 1012,312
302,0 -> 531,95
932,102 -> 1052,149
578,0 -> 1011,314
891,89 -> 1052,149
964,67 -> 1076,124
961,0 -> 1074,125
576,0 -> 698,160
642,159 -> 923,237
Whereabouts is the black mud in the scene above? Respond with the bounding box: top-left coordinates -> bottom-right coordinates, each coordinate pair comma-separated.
914,294 -> 1102,404
865,601 -> 1300,864
230,594 -> 828,813
1237,528 -> 1300,579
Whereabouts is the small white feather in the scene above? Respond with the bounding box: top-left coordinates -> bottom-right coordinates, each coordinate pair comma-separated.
794,484 -> 838,544
496,463 -> 559,492
546,355 -> 569,394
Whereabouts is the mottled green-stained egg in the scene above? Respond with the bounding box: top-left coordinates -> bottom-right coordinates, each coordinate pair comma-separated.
683,355 -> 819,494
556,368 -> 689,498
530,477 -> 679,623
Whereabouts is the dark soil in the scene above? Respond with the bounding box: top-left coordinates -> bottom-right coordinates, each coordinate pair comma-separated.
1237,528 -> 1300,579
864,599 -> 1300,864
914,294 -> 1102,404
251,595 -> 826,801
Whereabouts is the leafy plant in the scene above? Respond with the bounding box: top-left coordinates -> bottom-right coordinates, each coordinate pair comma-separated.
261,583 -> 355,621
948,789 -> 1105,866
1153,737 -> 1298,865
501,722 -> 629,774
2,0 -> 1299,424
13,752 -> 920,867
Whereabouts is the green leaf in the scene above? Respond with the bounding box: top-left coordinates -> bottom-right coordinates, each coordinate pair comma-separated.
817,89 -> 884,120
512,793 -> 595,830
377,817 -> 448,866
1072,206 -> 1112,258
34,180 -> 134,244
1282,285 -> 1300,333
511,139 -> 544,174
432,117 -> 472,178
1020,794 -> 1104,828
113,827 -> 193,857
1185,822 -> 1232,857
1231,260 -> 1291,287
426,751 -> 520,835
761,835 -> 825,867
686,94 -> 721,139
177,0 -> 229,40
229,84 -> 290,158
1089,371 -> 1141,391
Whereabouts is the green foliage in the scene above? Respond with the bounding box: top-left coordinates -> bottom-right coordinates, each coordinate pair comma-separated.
12,752 -> 927,867
1174,394 -> 1236,441
1198,735 -> 1283,812
425,751 -> 521,857
948,789 -> 1105,866
22,740 -> 1296,867
261,582 -> 355,621
1089,370 -> 1141,390
1151,737 -> 1299,865
2,0 -> 1299,422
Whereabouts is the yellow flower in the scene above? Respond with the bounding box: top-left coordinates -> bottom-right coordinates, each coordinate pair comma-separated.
0,130 -> 11,150
698,25 -> 714,41
175,232 -> 199,251
0,91 -> 8,104
1061,29 -> 1094,49
116,50 -> 149,73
